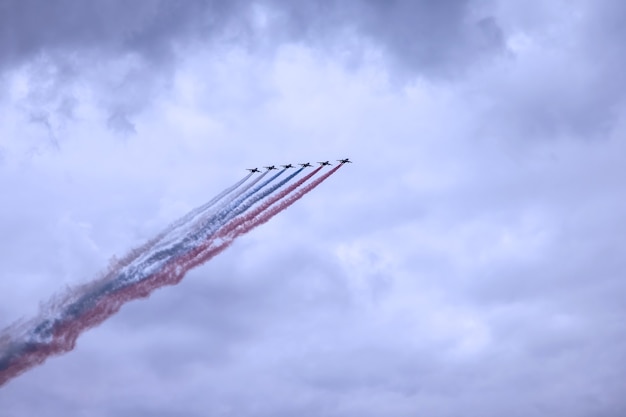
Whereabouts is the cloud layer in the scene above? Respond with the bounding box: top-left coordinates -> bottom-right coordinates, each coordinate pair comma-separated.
2,1 -> 626,416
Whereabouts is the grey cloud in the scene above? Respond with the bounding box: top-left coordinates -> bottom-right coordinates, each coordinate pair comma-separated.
0,0 -> 243,69
471,0 -> 626,141
266,0 -> 505,77
1,0 -> 504,72
1,0 -> 507,138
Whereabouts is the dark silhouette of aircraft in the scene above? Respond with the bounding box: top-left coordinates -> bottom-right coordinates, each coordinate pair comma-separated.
318,161 -> 332,166
299,162 -> 312,167
338,158 -> 352,164
264,165 -> 278,171
282,164 -> 295,168
247,168 -> 261,173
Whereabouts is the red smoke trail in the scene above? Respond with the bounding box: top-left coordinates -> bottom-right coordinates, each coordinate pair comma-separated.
30,173 -> 259,326
121,173 -> 259,265
67,173 -> 259,304
180,164 -> 342,273
0,165 -> 341,387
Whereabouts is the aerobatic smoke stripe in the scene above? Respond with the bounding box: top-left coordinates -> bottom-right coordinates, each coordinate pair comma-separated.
224,164 -> 342,240
22,171 -> 273,340
115,169 -> 293,292
0,166 -> 289,382
128,168 -> 285,272
77,172 -> 257,297
177,165 -> 324,269
161,172 -> 253,239
0,168 -> 288,382
0,164 -> 342,387
224,167 -> 305,221
157,165 -> 332,277
164,165 -> 341,277
0,171 -> 263,382
186,167 -> 306,244
0,170 -> 281,385
129,171 -> 269,268
102,166 -> 322,295
89,166 -> 336,305
211,165 -> 340,253
132,167 -> 304,279
173,170 -> 270,245
172,169 -> 269,235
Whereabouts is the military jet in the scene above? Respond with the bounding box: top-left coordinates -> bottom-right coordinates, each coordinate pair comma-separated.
264,165 -> 278,171
247,168 -> 261,173
337,158 -> 352,164
318,161 -> 332,166
282,164 -> 295,169
299,162 -> 312,168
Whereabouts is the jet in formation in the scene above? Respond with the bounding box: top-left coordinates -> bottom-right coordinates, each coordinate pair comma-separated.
248,159 -> 349,172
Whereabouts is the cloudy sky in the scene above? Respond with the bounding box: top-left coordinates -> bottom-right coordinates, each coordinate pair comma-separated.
2,0 -> 626,415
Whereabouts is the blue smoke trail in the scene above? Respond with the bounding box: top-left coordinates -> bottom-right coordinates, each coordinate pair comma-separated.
0,163 -> 335,386
94,169 -> 291,294
144,171 -> 270,257
22,172 -> 280,337
47,168 -> 305,329
164,172 -> 253,235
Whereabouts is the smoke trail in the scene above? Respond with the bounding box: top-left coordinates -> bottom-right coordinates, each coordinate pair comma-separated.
189,165 -> 342,269
0,172 -> 258,385
119,168 -> 304,290
28,172 -> 264,343
128,165 -> 339,288
0,165 -> 341,387
161,172 -> 253,238
78,169 -> 283,305
82,172 -> 256,292
129,171 -> 268,266
184,167 -> 305,245
128,169 -> 285,271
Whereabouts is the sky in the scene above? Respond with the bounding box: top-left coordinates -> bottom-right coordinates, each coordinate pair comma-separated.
1,0 -> 626,415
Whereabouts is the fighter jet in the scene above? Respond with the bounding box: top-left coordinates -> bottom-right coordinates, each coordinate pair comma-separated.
282,164 -> 295,169
264,165 -> 278,171
337,158 -> 352,164
299,162 -> 312,168
318,161 -> 332,166
247,168 -> 261,173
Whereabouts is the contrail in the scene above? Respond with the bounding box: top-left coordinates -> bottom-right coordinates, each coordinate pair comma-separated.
32,171 -> 270,339
127,165 -> 344,305
162,172 -> 253,238
72,166 -> 338,312
82,172 -> 257,295
0,164 -> 340,387
118,168 -> 297,292
129,170 -> 270,269
97,167 -> 306,302
193,164 -> 342,267
189,167 -> 305,243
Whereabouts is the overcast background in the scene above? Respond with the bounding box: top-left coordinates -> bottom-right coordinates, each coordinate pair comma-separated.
1,0 -> 626,416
